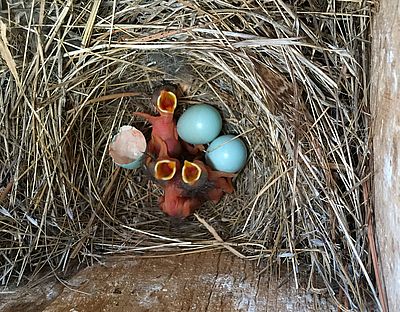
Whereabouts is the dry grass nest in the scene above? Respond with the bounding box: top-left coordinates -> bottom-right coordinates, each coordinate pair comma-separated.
0,0 -> 380,310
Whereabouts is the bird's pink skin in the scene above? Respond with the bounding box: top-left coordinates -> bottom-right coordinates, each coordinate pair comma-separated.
181,141 -> 205,156
133,112 -> 182,158
136,83 -> 236,217
134,85 -> 181,158
159,182 -> 202,218
183,160 -> 235,204
146,134 -> 180,183
145,136 -> 201,218
152,150 -> 234,218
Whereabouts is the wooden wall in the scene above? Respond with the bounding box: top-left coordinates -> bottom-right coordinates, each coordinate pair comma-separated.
371,0 -> 400,311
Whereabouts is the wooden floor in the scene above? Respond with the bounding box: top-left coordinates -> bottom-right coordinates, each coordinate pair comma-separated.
1,252 -> 335,312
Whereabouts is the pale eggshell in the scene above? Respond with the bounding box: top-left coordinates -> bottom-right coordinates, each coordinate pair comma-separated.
109,125 -> 146,169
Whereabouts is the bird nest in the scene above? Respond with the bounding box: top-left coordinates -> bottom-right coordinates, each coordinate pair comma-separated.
0,0 -> 379,310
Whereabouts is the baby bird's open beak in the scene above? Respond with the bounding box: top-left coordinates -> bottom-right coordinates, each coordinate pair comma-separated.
156,90 -> 177,114
154,159 -> 177,180
182,160 -> 202,185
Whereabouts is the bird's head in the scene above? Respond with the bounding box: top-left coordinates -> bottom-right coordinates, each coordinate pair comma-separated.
153,159 -> 178,181
181,160 -> 205,186
146,134 -> 181,182
156,90 -> 177,115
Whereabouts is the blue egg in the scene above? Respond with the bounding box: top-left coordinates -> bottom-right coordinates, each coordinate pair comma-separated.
177,104 -> 222,144
206,135 -> 247,173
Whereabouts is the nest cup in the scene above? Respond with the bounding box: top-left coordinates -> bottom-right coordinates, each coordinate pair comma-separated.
0,1 -> 378,310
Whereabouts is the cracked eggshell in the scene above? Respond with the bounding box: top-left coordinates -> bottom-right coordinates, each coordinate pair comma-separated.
109,125 -> 147,169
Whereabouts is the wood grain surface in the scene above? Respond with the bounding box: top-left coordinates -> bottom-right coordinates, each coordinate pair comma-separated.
371,0 -> 400,311
1,252 -> 335,312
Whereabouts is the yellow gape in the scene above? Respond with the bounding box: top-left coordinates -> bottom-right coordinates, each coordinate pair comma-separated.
182,160 -> 202,185
154,160 -> 177,180
156,90 -> 177,114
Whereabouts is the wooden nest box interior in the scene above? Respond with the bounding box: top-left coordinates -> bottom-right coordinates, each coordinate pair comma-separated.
0,0 -> 398,311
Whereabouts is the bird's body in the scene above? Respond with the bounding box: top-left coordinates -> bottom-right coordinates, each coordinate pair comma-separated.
144,135 -> 200,218
133,84 -> 236,219
181,160 -> 235,204
134,84 -> 182,158
159,180 -> 202,218
134,112 -> 182,158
